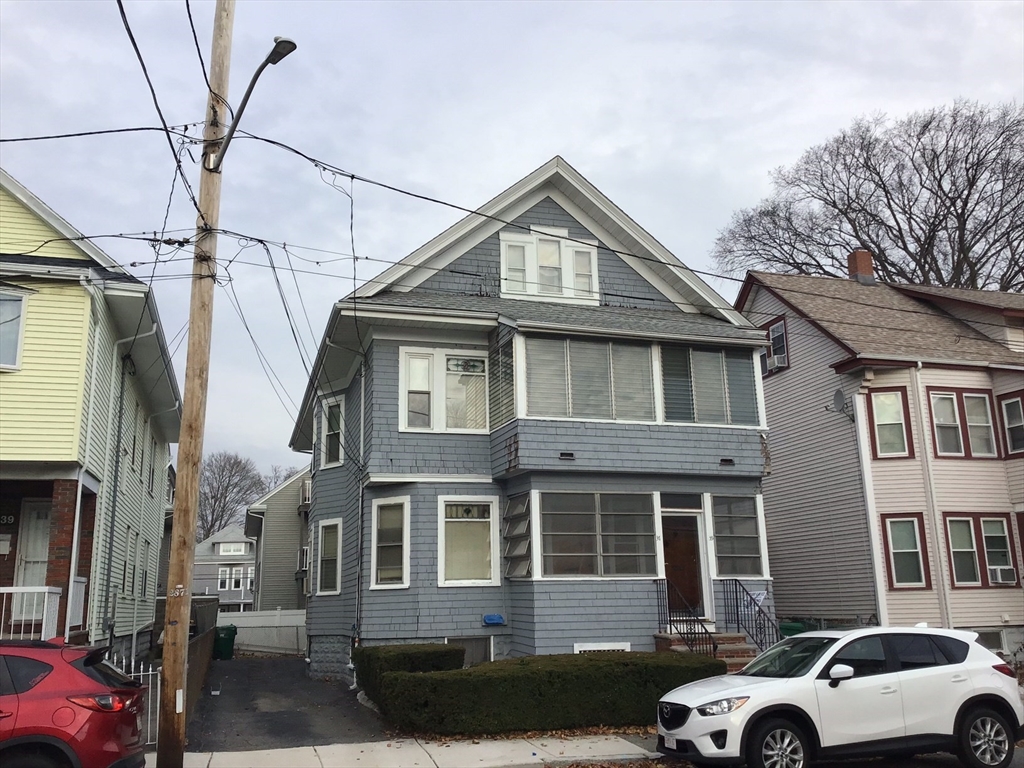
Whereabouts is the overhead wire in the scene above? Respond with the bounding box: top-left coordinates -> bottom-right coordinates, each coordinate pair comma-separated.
184,0 -> 234,124
0,125 -> 202,143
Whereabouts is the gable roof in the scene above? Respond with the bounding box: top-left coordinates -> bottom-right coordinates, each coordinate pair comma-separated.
738,272 -> 1022,368
247,467 -> 309,510
198,525 -> 251,547
355,156 -> 747,326
890,283 -> 1024,315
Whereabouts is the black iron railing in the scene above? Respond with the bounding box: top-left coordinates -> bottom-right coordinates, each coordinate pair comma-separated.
656,578 -> 717,658
721,579 -> 782,652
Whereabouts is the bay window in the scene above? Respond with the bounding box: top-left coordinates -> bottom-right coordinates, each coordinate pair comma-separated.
400,348 -> 487,432
929,389 -> 998,458
945,514 -> 1018,587
320,396 -> 344,466
662,345 -> 758,425
869,389 -> 912,458
1001,395 -> 1024,454
947,518 -> 980,585
539,493 -> 656,577
438,497 -> 500,586
758,317 -> 788,375
502,494 -> 531,578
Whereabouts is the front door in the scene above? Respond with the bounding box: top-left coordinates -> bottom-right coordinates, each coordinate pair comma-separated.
662,515 -> 705,617
14,499 -> 51,620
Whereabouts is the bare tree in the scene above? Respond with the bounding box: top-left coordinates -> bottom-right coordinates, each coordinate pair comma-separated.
713,101 -> 1024,291
198,451 -> 267,541
263,464 -> 303,491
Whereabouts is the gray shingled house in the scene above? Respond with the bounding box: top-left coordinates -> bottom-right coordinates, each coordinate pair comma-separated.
192,525 -> 256,613
289,157 -> 775,679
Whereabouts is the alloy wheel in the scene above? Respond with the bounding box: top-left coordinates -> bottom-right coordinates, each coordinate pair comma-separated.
762,727 -> 805,768
969,716 -> 1009,766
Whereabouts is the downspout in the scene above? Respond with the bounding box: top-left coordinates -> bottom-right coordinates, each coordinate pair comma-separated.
101,322 -> 157,648
910,362 -> 953,628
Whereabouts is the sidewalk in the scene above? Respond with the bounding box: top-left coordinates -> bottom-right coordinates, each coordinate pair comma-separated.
145,734 -> 659,768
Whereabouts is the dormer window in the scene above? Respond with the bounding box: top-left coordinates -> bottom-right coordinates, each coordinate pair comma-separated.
220,542 -> 246,556
499,227 -> 598,304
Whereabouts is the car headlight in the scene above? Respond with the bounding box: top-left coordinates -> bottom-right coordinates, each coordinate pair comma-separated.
696,696 -> 749,716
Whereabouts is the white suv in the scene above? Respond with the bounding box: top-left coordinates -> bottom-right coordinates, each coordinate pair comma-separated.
657,626 -> 1024,768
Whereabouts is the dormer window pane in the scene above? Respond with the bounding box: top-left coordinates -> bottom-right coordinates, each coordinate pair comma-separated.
537,239 -> 562,293
506,244 -> 526,292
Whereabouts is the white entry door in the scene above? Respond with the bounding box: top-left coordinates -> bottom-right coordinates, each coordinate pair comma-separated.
14,499 -> 51,619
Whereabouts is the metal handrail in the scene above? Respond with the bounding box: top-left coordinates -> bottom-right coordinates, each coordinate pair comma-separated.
656,578 -> 718,657
721,578 -> 782,652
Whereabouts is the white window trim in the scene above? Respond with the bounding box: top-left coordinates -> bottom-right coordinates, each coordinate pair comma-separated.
217,567 -> 229,591
871,391 -> 910,458
437,495 -> 501,587
316,517 -> 343,596
320,395 -> 345,468
947,517 -> 982,586
499,227 -> 599,305
533,490 -> 660,581
931,392 -> 965,456
706,493 -> 770,579
885,517 -> 926,587
1001,397 -> 1024,455
964,393 -> 997,457
0,290 -> 29,371
370,495 -> 411,590
231,566 -> 243,591
398,347 -> 489,434
220,542 -> 246,556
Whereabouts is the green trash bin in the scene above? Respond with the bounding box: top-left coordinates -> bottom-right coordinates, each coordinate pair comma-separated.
213,625 -> 238,660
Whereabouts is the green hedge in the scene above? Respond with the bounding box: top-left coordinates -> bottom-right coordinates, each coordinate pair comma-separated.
352,643 -> 464,712
378,651 -> 725,735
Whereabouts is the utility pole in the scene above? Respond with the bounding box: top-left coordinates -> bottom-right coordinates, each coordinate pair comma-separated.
157,1 -> 234,764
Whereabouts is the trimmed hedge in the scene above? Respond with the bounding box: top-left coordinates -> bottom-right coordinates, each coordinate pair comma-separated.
378,651 -> 725,735
352,643 -> 464,713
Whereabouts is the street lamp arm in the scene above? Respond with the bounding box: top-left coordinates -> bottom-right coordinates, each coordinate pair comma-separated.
205,37 -> 296,173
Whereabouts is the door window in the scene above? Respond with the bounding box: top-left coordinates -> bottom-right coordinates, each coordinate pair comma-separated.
827,636 -> 888,677
890,634 -> 947,670
6,657 -> 52,693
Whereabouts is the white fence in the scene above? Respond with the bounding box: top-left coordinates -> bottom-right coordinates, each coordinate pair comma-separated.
217,608 -> 306,655
108,651 -> 161,747
0,586 -> 61,640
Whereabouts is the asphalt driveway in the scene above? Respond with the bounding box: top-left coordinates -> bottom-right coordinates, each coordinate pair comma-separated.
186,655 -> 388,752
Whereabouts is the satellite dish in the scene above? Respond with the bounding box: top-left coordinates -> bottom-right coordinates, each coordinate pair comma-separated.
833,389 -> 846,413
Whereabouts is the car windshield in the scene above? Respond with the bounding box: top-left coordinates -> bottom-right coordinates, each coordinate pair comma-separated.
739,636 -> 837,678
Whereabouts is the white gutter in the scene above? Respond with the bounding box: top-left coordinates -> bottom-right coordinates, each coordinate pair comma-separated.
852,384 -> 889,626
910,362 -> 953,628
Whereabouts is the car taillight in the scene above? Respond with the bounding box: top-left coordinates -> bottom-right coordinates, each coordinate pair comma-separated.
67,693 -> 129,712
993,664 -> 1017,678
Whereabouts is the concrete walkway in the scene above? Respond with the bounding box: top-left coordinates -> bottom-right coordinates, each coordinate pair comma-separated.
145,734 -> 658,768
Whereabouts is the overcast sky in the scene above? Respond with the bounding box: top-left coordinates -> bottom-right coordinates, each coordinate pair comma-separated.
1,0 -> 1021,474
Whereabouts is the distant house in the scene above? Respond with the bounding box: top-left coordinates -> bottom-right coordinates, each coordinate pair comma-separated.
736,250 -> 1024,654
245,469 -> 311,611
0,168 -> 180,655
289,157 -> 775,680
192,526 -> 256,613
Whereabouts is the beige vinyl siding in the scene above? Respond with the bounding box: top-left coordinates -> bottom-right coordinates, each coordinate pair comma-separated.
0,280 -> 90,461
993,369 -> 1024,509
938,302 -> 1021,354
0,187 -> 91,261
255,472 -> 308,610
749,288 -> 877,620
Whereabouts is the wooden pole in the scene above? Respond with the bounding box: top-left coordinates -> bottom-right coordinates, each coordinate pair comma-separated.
157,1 -> 234,764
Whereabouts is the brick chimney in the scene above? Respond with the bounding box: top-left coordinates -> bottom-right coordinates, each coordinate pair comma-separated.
848,248 -> 876,285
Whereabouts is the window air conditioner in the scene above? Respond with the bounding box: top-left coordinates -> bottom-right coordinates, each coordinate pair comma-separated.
766,354 -> 788,371
988,566 -> 1017,584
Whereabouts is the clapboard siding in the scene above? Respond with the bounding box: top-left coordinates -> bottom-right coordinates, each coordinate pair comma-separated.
0,280 -> 90,461
0,187 -> 90,260
747,287 -> 878,620
255,471 -> 308,610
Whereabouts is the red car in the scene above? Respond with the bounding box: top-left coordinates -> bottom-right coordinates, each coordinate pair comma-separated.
0,639 -> 145,768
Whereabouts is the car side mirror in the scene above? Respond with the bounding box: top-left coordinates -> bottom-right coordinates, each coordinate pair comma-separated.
828,664 -> 854,688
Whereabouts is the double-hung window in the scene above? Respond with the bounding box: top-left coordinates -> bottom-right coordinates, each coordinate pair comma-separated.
711,496 -> 763,576
247,567 -> 256,592
231,567 -> 243,591
217,567 -> 229,591
1001,395 -> 1024,454
438,496 -> 500,586
881,515 -> 928,588
320,396 -> 344,467
869,389 -> 912,458
499,227 -> 599,303
945,514 -> 1018,587
539,493 -> 656,578
371,497 -> 409,589
400,348 -> 488,432
947,518 -> 981,585
0,290 -> 28,370
526,337 -> 655,421
982,519 -> 1014,584
929,390 -> 997,458
662,345 -> 758,425
317,519 -> 341,595
758,318 -> 788,375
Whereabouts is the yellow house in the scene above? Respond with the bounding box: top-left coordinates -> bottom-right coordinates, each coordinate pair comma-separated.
0,168 -> 181,654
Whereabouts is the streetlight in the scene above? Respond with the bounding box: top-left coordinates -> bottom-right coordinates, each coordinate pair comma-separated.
205,37 -> 297,172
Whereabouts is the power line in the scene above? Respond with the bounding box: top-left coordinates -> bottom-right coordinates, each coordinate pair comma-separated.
0,125 -> 202,143
184,0 -> 234,124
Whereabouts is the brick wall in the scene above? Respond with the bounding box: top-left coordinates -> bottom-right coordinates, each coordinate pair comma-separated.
45,479 -> 79,634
